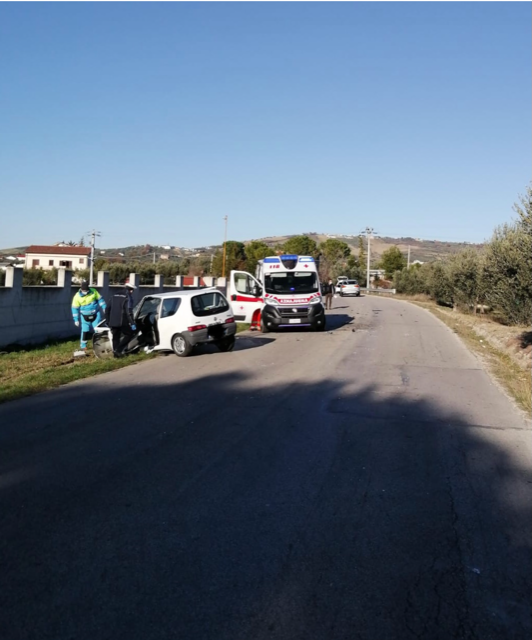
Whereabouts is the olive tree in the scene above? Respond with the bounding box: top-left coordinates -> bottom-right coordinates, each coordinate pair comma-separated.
282,235 -> 318,257
380,246 -> 407,278
318,238 -> 351,279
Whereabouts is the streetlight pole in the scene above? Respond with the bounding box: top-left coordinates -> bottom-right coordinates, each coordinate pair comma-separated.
88,229 -> 101,286
360,227 -> 376,291
221,215 -> 228,278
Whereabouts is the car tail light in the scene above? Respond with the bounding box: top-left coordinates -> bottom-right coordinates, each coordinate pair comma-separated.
226,317 -> 235,323
188,324 -> 207,332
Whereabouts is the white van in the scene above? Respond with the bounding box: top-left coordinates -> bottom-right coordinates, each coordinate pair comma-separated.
228,255 -> 326,332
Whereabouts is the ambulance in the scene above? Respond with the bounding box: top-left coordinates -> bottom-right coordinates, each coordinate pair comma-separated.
229,255 -> 326,332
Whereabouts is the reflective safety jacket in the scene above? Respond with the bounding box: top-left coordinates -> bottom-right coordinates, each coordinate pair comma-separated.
72,288 -> 107,323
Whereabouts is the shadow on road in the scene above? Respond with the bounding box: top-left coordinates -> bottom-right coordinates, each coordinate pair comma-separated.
190,335 -> 276,357
0,363 -> 530,640
325,313 -> 355,331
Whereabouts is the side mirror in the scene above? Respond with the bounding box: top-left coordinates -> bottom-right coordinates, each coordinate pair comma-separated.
231,294 -> 237,301
252,285 -> 262,297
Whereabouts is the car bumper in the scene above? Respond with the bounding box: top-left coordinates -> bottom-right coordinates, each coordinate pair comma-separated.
184,321 -> 236,346
262,303 -> 326,329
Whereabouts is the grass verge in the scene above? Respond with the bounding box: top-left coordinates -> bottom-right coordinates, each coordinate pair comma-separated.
398,297 -> 531,414
0,339 -> 155,405
0,323 -> 252,405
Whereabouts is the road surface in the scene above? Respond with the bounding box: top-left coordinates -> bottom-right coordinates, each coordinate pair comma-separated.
1,295 -> 530,640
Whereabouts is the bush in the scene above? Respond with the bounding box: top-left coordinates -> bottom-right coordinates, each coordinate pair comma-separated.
446,249 -> 482,312
22,268 -> 58,285
482,222 -> 532,325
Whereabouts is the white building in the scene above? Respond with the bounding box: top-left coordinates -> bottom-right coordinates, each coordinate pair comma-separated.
25,245 -> 91,271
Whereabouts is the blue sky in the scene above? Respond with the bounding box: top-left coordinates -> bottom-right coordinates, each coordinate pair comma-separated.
1,2 -> 530,249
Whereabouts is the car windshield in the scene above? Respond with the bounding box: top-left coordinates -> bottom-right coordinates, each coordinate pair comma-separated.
264,272 -> 319,295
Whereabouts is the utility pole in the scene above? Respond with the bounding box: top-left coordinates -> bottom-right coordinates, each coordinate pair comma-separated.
153,251 -> 156,265
88,229 -> 101,286
221,215 -> 228,278
360,227 -> 376,291
407,245 -> 411,269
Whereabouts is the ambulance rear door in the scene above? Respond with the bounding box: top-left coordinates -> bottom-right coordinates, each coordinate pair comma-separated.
229,270 -> 264,323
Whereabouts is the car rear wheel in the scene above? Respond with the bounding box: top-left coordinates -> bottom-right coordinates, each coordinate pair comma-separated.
216,335 -> 235,352
172,333 -> 193,357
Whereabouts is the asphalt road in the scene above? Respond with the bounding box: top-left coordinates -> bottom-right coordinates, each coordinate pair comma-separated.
1,295 -> 530,640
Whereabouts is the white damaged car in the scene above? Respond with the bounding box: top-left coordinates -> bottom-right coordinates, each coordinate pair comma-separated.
93,289 -> 237,358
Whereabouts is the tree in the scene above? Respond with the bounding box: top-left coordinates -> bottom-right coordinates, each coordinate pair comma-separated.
318,238 -> 351,279
282,235 -> 318,257
211,241 -> 246,277
346,254 -> 365,282
245,241 -> 271,275
482,221 -> 532,324
513,182 -> 532,235
358,236 -> 366,269
379,246 -> 407,278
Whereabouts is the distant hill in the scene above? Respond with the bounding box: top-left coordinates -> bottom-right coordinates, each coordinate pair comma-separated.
240,233 -> 483,264
1,236 -> 483,265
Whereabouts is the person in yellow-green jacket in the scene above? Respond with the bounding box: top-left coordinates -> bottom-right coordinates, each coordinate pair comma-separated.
71,280 -> 107,356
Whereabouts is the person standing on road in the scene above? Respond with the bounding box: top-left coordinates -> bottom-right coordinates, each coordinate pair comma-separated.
322,278 -> 334,310
71,280 -> 107,357
105,283 -> 137,357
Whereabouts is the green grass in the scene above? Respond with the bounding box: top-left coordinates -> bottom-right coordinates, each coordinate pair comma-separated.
0,339 -> 156,404
0,323 -> 252,405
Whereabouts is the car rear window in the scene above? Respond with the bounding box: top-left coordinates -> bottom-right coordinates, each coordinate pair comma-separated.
347,280 -> 358,284
191,292 -> 230,317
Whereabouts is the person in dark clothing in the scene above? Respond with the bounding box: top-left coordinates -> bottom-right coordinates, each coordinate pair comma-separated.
105,283 -> 137,356
322,278 -> 334,310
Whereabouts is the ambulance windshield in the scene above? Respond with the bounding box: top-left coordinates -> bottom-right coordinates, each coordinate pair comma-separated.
264,272 -> 319,295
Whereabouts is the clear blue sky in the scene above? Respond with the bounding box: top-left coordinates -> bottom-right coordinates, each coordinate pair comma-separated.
1,2 -> 530,249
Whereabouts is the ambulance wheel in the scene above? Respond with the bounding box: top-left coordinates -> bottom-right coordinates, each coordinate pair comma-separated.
172,333 -> 193,357
312,321 -> 326,332
216,336 -> 235,352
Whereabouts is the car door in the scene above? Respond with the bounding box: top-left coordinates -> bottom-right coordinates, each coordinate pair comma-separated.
157,297 -> 182,349
229,270 -> 263,323
135,296 -> 162,346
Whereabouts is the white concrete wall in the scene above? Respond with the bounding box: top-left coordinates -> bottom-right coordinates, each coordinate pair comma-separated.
0,268 -> 227,348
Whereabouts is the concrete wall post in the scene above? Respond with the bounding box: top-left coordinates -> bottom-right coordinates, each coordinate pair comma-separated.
216,277 -> 227,295
154,274 -> 164,291
5,266 -> 23,289
57,268 -> 72,288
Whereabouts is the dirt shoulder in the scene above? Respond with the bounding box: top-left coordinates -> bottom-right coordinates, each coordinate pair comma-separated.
393,295 -> 531,414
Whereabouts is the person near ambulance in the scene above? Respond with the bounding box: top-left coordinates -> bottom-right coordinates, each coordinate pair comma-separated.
71,280 -> 107,356
322,278 -> 334,310
105,283 -> 137,357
